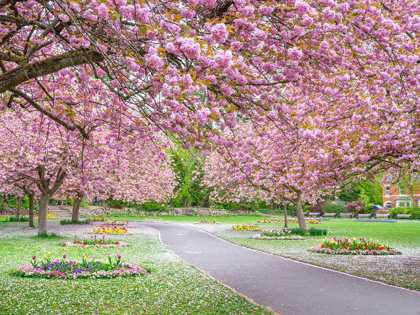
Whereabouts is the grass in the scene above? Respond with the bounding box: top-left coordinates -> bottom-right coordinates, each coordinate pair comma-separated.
116,214 -> 420,291
0,220 -> 271,315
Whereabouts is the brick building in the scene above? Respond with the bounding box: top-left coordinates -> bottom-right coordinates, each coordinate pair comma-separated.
382,176 -> 420,209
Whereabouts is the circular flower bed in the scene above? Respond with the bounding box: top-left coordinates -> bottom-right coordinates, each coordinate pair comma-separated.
12,253 -> 149,279
309,237 -> 402,255
257,218 -> 321,224
102,220 -> 131,226
231,224 -> 260,231
253,229 -> 305,240
90,217 -> 106,222
195,219 -> 218,224
88,225 -> 129,234
60,235 -> 128,247
253,235 -> 304,240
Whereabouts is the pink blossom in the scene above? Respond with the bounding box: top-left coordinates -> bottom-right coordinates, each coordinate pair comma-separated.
211,23 -> 228,43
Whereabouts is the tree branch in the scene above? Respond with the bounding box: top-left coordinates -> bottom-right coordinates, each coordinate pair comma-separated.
11,88 -> 90,139
0,48 -> 104,93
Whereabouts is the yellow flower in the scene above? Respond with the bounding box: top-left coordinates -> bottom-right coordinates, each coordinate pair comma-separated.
84,256 -> 87,261
353,237 -> 357,241
47,252 -> 51,256
44,255 -> 47,259
104,260 -> 109,265
376,240 -> 379,243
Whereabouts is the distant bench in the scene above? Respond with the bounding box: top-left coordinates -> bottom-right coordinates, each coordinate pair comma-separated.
339,213 -> 352,219
305,212 -> 321,217
396,214 -> 412,220
356,214 -> 372,219
323,213 -> 336,218
375,214 -> 390,220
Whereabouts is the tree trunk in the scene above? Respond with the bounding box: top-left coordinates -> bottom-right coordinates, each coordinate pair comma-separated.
283,203 -> 288,228
72,198 -> 82,222
28,193 -> 35,228
294,199 -> 307,231
15,196 -> 22,220
270,199 -> 274,210
38,193 -> 50,235
183,197 -> 188,207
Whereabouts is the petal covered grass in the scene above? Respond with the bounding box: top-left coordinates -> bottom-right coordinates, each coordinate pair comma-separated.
0,220 -> 271,314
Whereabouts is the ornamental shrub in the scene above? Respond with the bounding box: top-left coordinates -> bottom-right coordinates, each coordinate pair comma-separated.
309,200 -> 325,214
60,219 -> 90,225
141,200 -> 167,211
389,207 -> 420,219
323,201 -> 345,215
106,199 -> 127,209
8,216 -> 29,222
290,227 -> 306,236
344,200 -> 364,215
308,227 -> 328,236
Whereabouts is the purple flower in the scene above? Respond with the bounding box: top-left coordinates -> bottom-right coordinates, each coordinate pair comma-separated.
107,252 -> 111,256
32,256 -> 36,260
63,255 -> 66,259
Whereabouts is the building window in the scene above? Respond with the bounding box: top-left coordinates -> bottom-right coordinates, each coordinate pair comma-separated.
399,183 -> 406,195
396,200 -> 412,208
384,201 -> 392,209
385,186 -> 390,196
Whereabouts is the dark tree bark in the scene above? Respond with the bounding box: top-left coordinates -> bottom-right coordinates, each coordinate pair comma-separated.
294,197 -> 307,231
15,196 -> 22,220
28,193 -> 34,228
283,203 -> 288,228
72,197 -> 82,222
38,193 -> 50,235
0,49 -> 103,93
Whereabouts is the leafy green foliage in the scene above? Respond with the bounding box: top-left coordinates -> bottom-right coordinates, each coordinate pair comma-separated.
8,217 -> 29,222
308,228 -> 328,236
215,202 -> 258,211
358,189 -> 372,212
323,201 -> 345,215
339,180 -> 382,205
289,227 -> 306,236
106,199 -> 127,209
170,144 -> 210,207
60,220 -> 90,225
388,207 -> 420,219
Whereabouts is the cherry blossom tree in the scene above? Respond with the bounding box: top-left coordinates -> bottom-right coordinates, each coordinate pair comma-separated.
1,0 -> 419,152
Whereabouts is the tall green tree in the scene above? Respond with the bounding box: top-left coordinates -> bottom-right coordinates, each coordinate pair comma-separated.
170,145 -> 210,207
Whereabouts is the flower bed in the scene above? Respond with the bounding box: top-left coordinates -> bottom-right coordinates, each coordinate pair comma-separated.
12,253 -> 148,279
195,219 -> 218,224
90,217 -> 106,222
253,234 -> 305,240
309,237 -> 402,255
60,235 -> 128,247
231,224 -> 260,231
102,220 -> 130,226
252,229 -> 305,240
257,218 -> 321,224
47,214 -> 59,218
88,225 -> 129,234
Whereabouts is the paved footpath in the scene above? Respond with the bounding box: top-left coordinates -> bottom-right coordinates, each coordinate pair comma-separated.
143,223 -> 420,315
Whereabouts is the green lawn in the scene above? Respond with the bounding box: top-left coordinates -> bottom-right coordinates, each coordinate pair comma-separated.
0,220 -> 271,315
105,214 -> 420,291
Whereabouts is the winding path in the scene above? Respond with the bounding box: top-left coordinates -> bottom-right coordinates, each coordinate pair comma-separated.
143,223 -> 420,315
